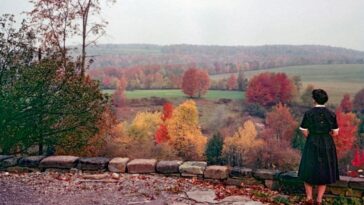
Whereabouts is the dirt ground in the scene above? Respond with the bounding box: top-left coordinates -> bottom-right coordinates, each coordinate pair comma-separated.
0,171 -> 273,205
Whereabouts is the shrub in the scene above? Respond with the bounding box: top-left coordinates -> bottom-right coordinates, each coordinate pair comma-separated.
245,103 -> 266,118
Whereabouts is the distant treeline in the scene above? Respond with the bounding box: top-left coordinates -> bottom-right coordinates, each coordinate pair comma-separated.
87,44 -> 364,73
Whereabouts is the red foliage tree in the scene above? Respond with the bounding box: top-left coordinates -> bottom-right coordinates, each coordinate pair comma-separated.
155,102 -> 174,144
351,148 -> 364,167
227,74 -> 238,90
339,94 -> 353,113
246,72 -> 295,106
353,88 -> 364,112
182,68 -> 210,98
333,111 -> 360,159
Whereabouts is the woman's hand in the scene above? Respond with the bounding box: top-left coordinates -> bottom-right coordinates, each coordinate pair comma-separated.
302,130 -> 309,137
330,129 -> 339,137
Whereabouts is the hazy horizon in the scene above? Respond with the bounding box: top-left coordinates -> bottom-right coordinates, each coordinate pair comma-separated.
1,0 -> 364,51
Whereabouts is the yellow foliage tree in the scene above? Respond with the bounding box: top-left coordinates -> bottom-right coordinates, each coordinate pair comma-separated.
167,100 -> 207,160
127,111 -> 162,140
222,120 -> 264,166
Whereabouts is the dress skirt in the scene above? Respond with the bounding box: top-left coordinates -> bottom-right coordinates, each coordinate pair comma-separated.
298,133 -> 340,185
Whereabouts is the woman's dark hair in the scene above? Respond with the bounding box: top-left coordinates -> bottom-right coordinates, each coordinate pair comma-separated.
312,89 -> 328,105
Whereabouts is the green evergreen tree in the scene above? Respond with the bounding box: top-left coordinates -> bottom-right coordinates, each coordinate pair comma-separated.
205,132 -> 224,165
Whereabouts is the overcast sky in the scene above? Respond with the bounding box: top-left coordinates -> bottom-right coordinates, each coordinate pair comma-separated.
1,0 -> 364,51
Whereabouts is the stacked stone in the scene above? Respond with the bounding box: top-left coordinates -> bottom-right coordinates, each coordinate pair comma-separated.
1,154 -> 364,199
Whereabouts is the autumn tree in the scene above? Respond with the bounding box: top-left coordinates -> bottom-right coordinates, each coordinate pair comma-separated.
339,94 -> 353,113
127,111 -> 162,140
222,120 -> 264,167
264,103 -> 298,143
112,77 -> 127,108
237,69 -> 247,91
301,84 -> 314,107
333,111 -> 360,159
166,100 -> 207,160
227,74 -> 238,90
353,88 -> 364,113
351,148 -> 364,167
246,72 -> 295,106
29,0 -> 115,75
181,68 -> 210,98
0,15 -> 107,154
155,102 -> 173,144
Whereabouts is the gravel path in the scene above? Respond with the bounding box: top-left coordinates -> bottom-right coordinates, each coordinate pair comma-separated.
0,171 -> 271,205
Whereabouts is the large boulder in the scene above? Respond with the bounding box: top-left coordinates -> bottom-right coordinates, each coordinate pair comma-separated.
127,159 -> 157,174
40,156 -> 79,169
18,156 -> 46,168
253,169 -> 280,180
108,157 -> 129,173
204,165 -> 229,180
0,155 -> 13,162
348,177 -> 364,190
77,157 -> 110,171
179,161 -> 207,175
0,156 -> 20,168
230,167 -> 253,178
156,160 -> 183,174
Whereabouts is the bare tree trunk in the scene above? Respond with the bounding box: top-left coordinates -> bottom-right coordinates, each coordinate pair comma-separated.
80,0 -> 91,77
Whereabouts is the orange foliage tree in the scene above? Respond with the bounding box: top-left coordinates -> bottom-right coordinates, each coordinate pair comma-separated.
166,100 -> 207,160
333,111 -> 360,159
222,120 -> 264,166
181,68 -> 210,98
246,72 -> 295,106
155,102 -> 174,144
112,78 -> 127,108
254,103 -> 300,170
264,103 -> 298,143
339,94 -> 353,113
227,74 -> 238,90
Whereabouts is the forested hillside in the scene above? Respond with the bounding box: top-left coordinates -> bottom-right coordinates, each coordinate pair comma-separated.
87,44 -> 364,72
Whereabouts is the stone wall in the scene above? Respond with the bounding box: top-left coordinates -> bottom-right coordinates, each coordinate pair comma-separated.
1,155 -> 363,199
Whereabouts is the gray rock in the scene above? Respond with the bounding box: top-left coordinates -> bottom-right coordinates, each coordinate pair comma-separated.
348,177 -> 364,190
108,157 -> 129,173
253,169 -> 280,180
220,195 -> 251,202
179,161 -> 207,175
264,179 -> 279,190
78,157 -> 110,171
0,157 -> 20,168
225,178 -> 244,187
40,156 -> 79,169
204,165 -> 229,180
186,190 -> 217,203
0,155 -> 13,162
156,160 -> 183,174
329,176 -> 351,188
127,159 -> 157,174
230,167 -> 253,178
18,156 -> 46,168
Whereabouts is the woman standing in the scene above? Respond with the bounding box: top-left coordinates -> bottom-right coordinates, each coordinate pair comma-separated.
298,89 -> 340,205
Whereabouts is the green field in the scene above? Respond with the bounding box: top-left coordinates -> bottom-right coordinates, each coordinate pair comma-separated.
211,64 -> 364,104
103,89 -> 245,100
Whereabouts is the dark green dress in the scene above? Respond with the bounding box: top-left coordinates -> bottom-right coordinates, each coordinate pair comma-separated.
298,107 -> 340,185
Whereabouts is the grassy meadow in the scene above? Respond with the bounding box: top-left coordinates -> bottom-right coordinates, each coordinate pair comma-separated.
103,64 -> 364,104
103,89 -> 245,100
211,64 -> 364,104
